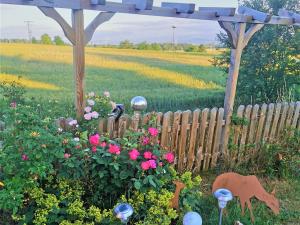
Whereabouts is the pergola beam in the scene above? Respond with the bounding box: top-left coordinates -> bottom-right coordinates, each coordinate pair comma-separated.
0,0 -> 298,26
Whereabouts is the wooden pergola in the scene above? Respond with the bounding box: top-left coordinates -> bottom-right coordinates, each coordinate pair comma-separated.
1,0 -> 299,152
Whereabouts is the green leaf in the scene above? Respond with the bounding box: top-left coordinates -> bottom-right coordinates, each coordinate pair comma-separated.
120,171 -> 129,180
134,181 -> 141,190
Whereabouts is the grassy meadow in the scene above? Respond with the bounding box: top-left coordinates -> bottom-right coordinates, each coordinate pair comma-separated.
0,43 -> 225,112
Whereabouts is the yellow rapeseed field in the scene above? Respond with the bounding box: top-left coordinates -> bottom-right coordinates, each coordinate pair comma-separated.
0,43 -> 221,90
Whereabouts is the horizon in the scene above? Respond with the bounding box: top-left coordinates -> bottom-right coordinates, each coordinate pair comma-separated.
0,0 -> 238,44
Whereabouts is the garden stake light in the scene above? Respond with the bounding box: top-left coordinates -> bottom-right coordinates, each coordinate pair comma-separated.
183,211 -> 202,225
214,188 -> 233,225
114,203 -> 134,224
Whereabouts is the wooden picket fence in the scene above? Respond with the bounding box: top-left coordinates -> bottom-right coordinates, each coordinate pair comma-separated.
98,102 -> 300,173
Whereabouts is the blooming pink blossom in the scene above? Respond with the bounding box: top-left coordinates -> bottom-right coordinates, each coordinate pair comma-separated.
69,120 -> 77,126
100,142 -> 107,147
91,111 -> 99,119
21,154 -> 29,161
164,152 -> 175,163
87,99 -> 95,106
148,160 -> 157,169
148,127 -> 158,137
64,153 -> 71,159
129,149 -> 140,160
108,144 -> 121,155
141,161 -> 150,170
144,151 -> 152,159
91,146 -> 97,153
142,137 -> 150,145
84,113 -> 92,120
10,102 -> 17,108
89,134 -> 100,146
85,106 -> 92,113
152,155 -> 158,160
159,162 -> 163,167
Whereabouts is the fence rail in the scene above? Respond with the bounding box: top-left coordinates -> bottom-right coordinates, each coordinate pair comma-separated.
98,102 -> 300,173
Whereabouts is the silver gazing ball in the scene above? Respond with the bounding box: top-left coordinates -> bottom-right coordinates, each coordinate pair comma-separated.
131,96 -> 147,112
183,212 -> 202,225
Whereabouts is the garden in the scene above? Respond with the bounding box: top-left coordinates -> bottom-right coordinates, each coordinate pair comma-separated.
0,83 -> 299,225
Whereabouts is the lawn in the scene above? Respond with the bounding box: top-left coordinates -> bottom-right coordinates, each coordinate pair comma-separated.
0,43 -> 226,112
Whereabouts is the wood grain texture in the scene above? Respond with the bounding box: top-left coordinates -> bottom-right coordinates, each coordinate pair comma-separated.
187,109 -> 200,170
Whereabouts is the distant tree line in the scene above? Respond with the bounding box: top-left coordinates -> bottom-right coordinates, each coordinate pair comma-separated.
0,34 -> 66,45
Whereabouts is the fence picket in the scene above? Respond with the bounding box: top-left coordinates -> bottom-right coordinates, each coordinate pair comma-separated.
286,102 -> 295,127
255,103 -> 267,149
263,103 -> 275,141
203,108 -> 217,171
211,108 -> 224,168
161,111 -> 172,148
269,103 -> 282,139
194,108 -> 209,173
177,110 -> 191,172
171,111 -> 182,154
277,102 -> 289,136
248,104 -> 259,145
291,102 -> 300,128
238,105 -> 252,163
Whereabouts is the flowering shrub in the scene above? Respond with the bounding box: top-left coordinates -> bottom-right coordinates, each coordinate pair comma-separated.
0,87 -> 203,224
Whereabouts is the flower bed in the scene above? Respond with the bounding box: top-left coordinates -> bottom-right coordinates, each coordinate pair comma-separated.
0,91 -> 202,225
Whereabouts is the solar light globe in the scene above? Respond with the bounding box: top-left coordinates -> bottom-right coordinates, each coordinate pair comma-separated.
114,203 -> 133,224
131,96 -> 147,112
214,188 -> 233,209
183,212 -> 202,225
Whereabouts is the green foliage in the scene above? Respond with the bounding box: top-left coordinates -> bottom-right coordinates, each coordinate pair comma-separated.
54,36 -> 65,46
213,0 -> 300,105
40,34 -> 52,45
0,79 -> 26,103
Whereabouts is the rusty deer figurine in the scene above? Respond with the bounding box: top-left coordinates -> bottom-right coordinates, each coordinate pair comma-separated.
171,181 -> 186,210
212,172 -> 279,222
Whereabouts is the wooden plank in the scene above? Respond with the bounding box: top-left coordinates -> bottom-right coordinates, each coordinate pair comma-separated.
161,111 -> 172,148
237,105 -> 252,163
254,103 -> 267,147
107,116 -> 115,138
199,7 -> 236,17
278,9 -> 300,23
285,102 -> 295,127
238,6 -> 271,22
118,114 -> 129,137
72,9 -> 85,119
194,108 -> 209,173
269,103 -> 282,139
247,104 -> 259,145
122,0 -> 153,10
291,102 -> 300,128
262,103 -> 275,141
130,112 -> 140,131
211,108 -> 224,168
98,118 -> 106,134
171,111 -> 182,153
203,108 -> 217,171
85,12 -> 114,44
218,21 -> 237,48
277,102 -> 289,136
90,0 -> 106,5
186,109 -> 200,171
161,2 -> 195,14
177,110 -> 191,173
243,24 -> 264,47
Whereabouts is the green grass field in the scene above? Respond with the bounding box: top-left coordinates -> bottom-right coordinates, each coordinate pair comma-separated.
0,43 -> 226,112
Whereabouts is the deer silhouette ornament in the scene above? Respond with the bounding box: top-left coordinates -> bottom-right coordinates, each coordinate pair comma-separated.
171,181 -> 186,210
212,172 -> 279,222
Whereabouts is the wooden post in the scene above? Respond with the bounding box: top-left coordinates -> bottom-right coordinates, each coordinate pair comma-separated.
72,9 -> 85,118
219,22 -> 264,155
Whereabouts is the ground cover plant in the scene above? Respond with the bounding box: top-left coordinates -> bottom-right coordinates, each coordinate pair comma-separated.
0,43 -> 225,112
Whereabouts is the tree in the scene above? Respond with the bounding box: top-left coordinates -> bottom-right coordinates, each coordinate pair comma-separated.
213,0 -> 300,105
31,37 -> 38,44
53,36 -> 64,45
40,34 -> 52,45
119,40 -> 134,49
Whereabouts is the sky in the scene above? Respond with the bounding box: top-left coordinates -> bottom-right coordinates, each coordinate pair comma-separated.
0,0 -> 238,44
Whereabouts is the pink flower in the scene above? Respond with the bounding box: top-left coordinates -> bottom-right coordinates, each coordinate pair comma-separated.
84,113 -> 92,120
21,154 -> 28,161
148,127 -> 158,137
85,106 -> 92,113
148,160 -> 157,169
129,149 -> 140,160
164,152 -> 175,163
75,145 -> 81,149
144,151 -> 152,159
87,99 -> 95,106
68,119 -> 77,126
91,146 -> 97,153
152,155 -> 158,160
108,144 -> 121,155
89,134 -> 100,146
159,162 -> 163,167
100,142 -> 107,147
64,153 -> 71,159
141,161 -> 150,171
91,111 -> 99,119
142,137 -> 150,145
10,102 -> 17,108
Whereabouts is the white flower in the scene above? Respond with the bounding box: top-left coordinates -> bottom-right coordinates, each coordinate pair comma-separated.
85,106 -> 92,113
91,111 -> 99,119
88,92 -> 95,97
74,137 -> 80,142
68,119 -> 78,126
58,128 -> 63,132
87,99 -> 95,106
103,91 -> 110,98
